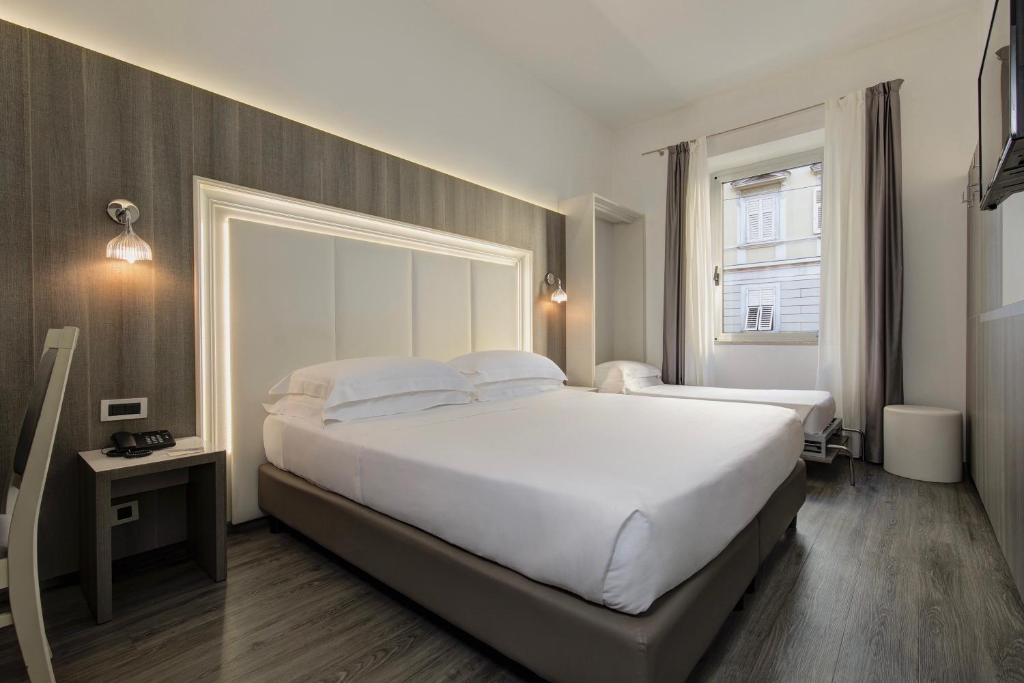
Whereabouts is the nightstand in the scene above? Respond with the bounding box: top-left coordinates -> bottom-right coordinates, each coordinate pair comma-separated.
78,437 -> 226,624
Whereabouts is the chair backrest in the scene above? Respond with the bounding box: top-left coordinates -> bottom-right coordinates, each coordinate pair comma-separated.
12,349 -> 59,480
6,327 -> 78,544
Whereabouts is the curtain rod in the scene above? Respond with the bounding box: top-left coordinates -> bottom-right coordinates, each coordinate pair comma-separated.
640,101 -> 825,157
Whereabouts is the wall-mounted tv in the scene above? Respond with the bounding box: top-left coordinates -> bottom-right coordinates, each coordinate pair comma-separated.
980,0 -> 1024,209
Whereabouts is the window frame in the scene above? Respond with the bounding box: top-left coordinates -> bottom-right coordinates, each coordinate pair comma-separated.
711,149 -> 823,346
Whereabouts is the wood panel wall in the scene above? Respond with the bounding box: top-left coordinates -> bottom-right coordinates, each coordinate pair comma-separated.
0,21 -> 566,579
966,155 -> 1024,598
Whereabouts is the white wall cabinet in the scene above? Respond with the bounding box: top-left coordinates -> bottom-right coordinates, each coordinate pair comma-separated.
559,194 -> 646,386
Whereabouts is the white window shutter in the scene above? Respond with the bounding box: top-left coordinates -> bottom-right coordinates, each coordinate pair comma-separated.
742,285 -> 778,332
744,193 -> 778,242
745,305 -> 760,331
746,198 -> 762,242
813,187 -> 822,233
761,197 -> 776,240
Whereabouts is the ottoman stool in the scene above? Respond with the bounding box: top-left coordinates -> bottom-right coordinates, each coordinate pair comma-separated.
883,405 -> 962,483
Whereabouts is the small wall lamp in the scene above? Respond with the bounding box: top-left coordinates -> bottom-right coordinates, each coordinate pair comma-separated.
545,272 -> 567,303
106,199 -> 152,264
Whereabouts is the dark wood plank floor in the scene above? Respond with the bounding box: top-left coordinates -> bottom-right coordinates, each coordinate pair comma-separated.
1,461 -> 1023,682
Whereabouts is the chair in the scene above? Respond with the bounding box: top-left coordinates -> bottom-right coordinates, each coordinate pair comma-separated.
1,326 -> 79,683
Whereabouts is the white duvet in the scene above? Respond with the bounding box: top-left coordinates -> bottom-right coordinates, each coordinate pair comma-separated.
263,389 -> 802,614
628,384 -> 836,435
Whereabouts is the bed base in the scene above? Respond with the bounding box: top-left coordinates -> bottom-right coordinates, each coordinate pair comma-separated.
801,417 -> 843,462
802,418 -> 863,485
258,460 -> 806,683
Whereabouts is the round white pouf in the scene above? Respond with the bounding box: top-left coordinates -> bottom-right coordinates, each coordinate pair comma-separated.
883,405 -> 962,483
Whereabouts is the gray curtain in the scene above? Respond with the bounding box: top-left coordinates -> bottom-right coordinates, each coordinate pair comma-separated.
864,79 -> 905,464
662,142 -> 689,384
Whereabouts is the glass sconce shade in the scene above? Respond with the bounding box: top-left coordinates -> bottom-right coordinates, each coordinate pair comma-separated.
106,225 -> 153,264
551,283 -> 568,303
106,199 -> 152,263
545,272 -> 567,303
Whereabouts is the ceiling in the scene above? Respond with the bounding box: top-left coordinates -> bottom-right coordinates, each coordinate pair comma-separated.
430,0 -> 974,127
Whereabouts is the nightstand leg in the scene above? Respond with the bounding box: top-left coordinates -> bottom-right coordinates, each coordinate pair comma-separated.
80,467 -> 111,624
187,461 -> 226,582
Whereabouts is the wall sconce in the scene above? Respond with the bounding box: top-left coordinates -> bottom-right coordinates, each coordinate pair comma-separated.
106,199 -> 152,264
545,272 -> 567,303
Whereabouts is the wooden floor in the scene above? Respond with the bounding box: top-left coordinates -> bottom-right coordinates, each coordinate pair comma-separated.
1,461 -> 1023,682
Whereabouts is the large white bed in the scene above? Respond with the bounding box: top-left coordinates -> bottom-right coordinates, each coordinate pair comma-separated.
264,387 -> 803,615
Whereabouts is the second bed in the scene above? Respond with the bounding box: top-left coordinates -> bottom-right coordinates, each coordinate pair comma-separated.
596,360 -> 845,463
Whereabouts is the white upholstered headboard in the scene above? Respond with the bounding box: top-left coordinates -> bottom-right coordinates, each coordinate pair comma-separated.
194,178 -> 533,522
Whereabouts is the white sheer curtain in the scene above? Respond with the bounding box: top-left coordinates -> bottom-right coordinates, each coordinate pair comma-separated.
683,136 -> 716,386
817,92 -> 867,429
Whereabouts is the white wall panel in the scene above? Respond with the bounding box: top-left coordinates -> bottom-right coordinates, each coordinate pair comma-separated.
412,251 -> 472,360
335,240 -> 413,358
228,219 -> 335,520
471,260 -> 518,351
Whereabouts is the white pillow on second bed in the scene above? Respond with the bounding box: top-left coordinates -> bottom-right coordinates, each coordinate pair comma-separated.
596,360 -> 663,394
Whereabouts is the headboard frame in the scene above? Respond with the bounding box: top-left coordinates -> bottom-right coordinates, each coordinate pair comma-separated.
194,178 -> 533,522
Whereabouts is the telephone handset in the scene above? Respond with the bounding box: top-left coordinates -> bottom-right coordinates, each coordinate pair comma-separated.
108,430 -> 176,458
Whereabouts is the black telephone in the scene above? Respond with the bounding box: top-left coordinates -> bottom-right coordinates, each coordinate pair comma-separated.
108,430 -> 176,458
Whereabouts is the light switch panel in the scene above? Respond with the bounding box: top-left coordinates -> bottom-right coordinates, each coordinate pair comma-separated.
111,500 -> 139,526
100,397 -> 148,422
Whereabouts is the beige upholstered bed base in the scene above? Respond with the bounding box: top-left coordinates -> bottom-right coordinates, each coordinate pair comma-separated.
258,459 -> 806,683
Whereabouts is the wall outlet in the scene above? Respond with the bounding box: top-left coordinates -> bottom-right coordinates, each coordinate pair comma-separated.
111,500 -> 139,526
100,397 -> 148,422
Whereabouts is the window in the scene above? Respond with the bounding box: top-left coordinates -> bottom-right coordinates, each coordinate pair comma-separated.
742,284 -> 778,331
741,193 -> 779,243
712,150 -> 823,344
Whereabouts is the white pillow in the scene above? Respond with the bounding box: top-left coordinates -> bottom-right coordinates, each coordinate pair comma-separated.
449,350 -> 567,385
264,390 -> 471,423
624,375 -> 664,392
474,378 -> 564,402
596,360 -> 662,394
269,356 -> 473,408
263,394 -> 324,421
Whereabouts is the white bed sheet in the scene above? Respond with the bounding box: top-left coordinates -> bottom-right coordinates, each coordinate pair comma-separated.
627,385 -> 835,434
263,389 -> 802,615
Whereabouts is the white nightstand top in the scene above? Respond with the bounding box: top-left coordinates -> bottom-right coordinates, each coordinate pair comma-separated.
79,436 -> 218,474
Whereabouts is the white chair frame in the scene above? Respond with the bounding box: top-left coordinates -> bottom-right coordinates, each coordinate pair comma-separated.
2,326 -> 78,683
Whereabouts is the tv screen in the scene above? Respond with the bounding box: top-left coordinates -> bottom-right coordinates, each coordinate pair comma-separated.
980,1 -> 1011,197
980,0 -> 1024,208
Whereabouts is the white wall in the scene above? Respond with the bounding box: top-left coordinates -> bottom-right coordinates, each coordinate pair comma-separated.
595,219 -> 616,363
0,0 -> 612,210
611,12 -> 978,411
